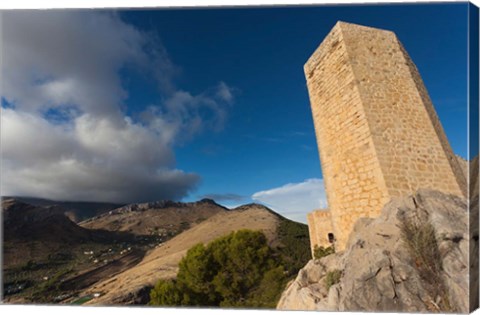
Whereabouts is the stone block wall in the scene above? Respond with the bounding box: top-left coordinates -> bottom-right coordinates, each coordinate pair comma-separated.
305,22 -> 466,251
307,209 -> 333,255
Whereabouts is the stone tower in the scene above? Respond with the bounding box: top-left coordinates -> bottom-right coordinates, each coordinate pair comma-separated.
305,22 -> 467,252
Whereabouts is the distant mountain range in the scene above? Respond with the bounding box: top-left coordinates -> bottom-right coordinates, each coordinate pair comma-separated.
2,198 -> 135,269
2,196 -> 123,222
80,198 -> 228,236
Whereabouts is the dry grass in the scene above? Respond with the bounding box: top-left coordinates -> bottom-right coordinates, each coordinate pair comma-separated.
325,269 -> 342,290
400,219 -> 453,312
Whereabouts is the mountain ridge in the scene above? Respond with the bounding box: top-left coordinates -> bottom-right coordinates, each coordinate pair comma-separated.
2,196 -> 123,222
3,196 -> 310,305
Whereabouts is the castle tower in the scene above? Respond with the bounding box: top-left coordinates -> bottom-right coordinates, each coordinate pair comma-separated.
305,22 -> 467,252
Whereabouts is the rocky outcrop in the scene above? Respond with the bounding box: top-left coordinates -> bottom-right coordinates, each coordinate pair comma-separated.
277,189 -> 474,313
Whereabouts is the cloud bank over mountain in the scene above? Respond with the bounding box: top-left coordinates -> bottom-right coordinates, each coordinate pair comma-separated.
1,11 -> 235,203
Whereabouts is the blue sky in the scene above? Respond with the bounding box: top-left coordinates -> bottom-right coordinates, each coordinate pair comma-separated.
1,3 -> 470,222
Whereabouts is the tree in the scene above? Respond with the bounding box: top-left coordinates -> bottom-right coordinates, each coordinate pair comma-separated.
149,229 -> 287,308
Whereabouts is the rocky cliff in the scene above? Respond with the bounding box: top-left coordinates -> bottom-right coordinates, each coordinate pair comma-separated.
277,189 -> 477,313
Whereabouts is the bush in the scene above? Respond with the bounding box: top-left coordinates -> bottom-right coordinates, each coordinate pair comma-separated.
325,269 -> 342,290
276,219 -> 311,274
149,229 -> 288,308
149,279 -> 184,305
313,245 -> 335,259
243,266 -> 287,308
401,219 -> 453,312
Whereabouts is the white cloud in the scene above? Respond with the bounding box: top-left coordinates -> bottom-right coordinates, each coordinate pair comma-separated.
216,81 -> 235,104
251,178 -> 328,223
1,11 -> 235,203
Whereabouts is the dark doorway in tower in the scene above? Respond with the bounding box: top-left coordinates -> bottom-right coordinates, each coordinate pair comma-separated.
328,233 -> 335,243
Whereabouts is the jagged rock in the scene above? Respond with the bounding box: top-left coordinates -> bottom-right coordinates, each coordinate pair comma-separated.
277,251 -> 340,310
277,189 -> 470,313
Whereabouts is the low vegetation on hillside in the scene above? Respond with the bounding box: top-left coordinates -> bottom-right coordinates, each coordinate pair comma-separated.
275,219 -> 311,273
313,245 -> 335,260
325,269 -> 342,290
400,218 -> 453,312
149,229 -> 289,308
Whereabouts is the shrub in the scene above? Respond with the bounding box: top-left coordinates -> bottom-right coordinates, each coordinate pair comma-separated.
243,266 -> 287,308
324,269 -> 342,290
313,245 -> 335,259
276,219 -> 311,274
400,219 -> 453,312
149,279 -> 184,305
149,229 -> 288,308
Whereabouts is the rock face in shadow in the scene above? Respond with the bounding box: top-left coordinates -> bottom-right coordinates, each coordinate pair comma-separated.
277,189 -> 470,313
469,155 -> 479,311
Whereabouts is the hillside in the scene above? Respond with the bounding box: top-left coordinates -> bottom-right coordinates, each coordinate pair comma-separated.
3,199 -> 128,267
2,199 -> 147,303
80,199 -> 227,236
2,196 -> 123,222
3,198 -> 310,306
79,204 -> 309,305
